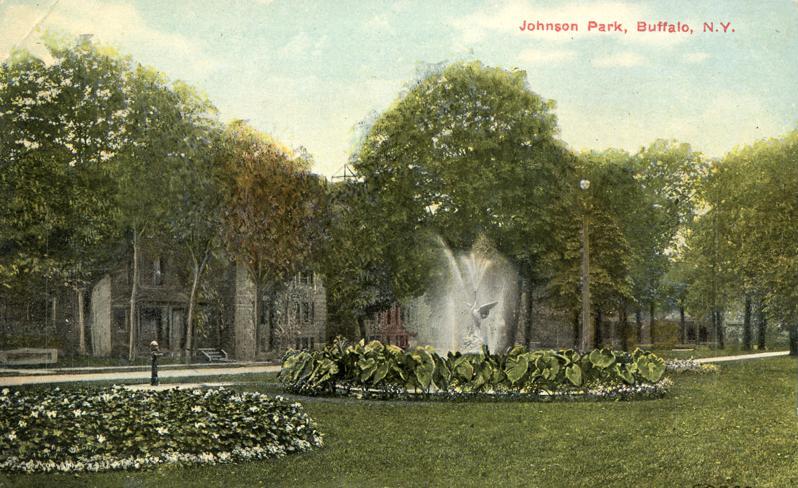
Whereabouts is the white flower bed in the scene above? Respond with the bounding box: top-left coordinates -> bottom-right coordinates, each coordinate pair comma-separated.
0,386 -> 322,474
665,359 -> 720,374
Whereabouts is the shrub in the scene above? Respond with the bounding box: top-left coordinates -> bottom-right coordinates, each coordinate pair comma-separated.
0,386 -> 322,473
279,337 -> 668,400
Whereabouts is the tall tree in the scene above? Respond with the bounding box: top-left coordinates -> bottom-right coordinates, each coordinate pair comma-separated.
317,178 -> 396,340
631,140 -> 704,344
0,39 -> 126,354
352,61 -> 572,349
220,121 -> 325,355
543,149 -> 634,349
160,84 -> 222,361
115,63 -> 216,360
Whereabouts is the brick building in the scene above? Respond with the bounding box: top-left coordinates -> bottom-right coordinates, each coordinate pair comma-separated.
364,304 -> 414,348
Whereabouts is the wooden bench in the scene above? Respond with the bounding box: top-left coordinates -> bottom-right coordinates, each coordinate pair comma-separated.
197,348 -> 233,363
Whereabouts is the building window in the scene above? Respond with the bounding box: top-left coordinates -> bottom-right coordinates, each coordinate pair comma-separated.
301,302 -> 312,323
294,337 -> 314,350
301,271 -> 314,286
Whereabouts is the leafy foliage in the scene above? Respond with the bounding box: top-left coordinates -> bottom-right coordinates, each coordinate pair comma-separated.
683,131 -> 798,346
0,386 -> 322,473
279,337 -> 667,399
348,61 -> 574,348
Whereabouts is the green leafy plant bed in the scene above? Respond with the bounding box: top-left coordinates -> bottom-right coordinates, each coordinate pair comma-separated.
279,337 -> 669,401
0,386 -> 322,474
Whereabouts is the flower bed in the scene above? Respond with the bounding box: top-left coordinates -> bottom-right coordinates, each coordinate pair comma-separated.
665,358 -> 720,374
279,337 -> 669,401
0,386 -> 322,473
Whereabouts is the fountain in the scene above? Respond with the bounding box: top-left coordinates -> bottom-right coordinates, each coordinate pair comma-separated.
408,237 -> 518,353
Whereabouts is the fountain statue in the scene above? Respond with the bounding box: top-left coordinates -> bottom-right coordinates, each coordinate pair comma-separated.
464,300 -> 499,350
407,237 -> 518,353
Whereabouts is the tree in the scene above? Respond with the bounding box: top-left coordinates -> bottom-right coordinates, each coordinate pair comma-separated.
0,39 -> 127,354
630,140 -> 705,345
352,61 -> 572,349
317,179 -> 393,340
719,132 -> 798,353
114,59 -> 220,361
161,85 -> 222,361
220,121 -> 326,356
543,150 -> 635,349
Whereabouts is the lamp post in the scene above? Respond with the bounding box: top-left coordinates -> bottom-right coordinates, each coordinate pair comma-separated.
579,179 -> 591,352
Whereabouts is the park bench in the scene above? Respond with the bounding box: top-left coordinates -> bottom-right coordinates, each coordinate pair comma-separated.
197,348 -> 233,363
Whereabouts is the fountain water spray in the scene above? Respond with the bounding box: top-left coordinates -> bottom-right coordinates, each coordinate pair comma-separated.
410,237 -> 518,353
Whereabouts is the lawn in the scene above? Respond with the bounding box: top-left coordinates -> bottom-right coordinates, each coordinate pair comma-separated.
1,357 -> 797,487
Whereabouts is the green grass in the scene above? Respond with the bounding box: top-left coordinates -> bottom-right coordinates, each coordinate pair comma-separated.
2,358 -> 797,487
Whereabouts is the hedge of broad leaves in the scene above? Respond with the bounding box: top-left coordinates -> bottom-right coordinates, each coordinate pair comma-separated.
279,337 -> 668,400
0,386 -> 322,473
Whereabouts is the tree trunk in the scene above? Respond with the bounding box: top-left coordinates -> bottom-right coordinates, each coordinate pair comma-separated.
254,281 -> 262,352
716,309 -> 725,349
619,304 -> 629,351
128,229 -> 140,362
512,277 -> 524,347
267,287 -> 279,352
742,294 -> 752,351
503,272 -> 523,349
52,294 -> 57,331
357,315 -> 368,342
789,324 -> 798,356
184,250 -> 210,362
572,310 -> 580,349
523,276 -> 535,349
76,287 -> 86,355
635,308 -> 642,344
593,307 -> 603,349
756,299 -> 767,350
648,300 -> 656,345
679,304 -> 686,344
185,262 -> 201,363
694,320 -> 700,345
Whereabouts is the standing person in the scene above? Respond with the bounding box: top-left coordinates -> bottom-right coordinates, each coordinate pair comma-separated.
150,341 -> 162,386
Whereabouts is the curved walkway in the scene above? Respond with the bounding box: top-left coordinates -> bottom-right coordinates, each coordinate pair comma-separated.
0,364 -> 280,387
694,350 -> 790,363
0,350 -> 791,387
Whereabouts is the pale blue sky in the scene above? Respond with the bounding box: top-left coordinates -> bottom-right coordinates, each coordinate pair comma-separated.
2,0 -> 797,176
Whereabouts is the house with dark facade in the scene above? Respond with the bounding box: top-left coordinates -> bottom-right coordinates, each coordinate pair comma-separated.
89,240 -> 326,361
